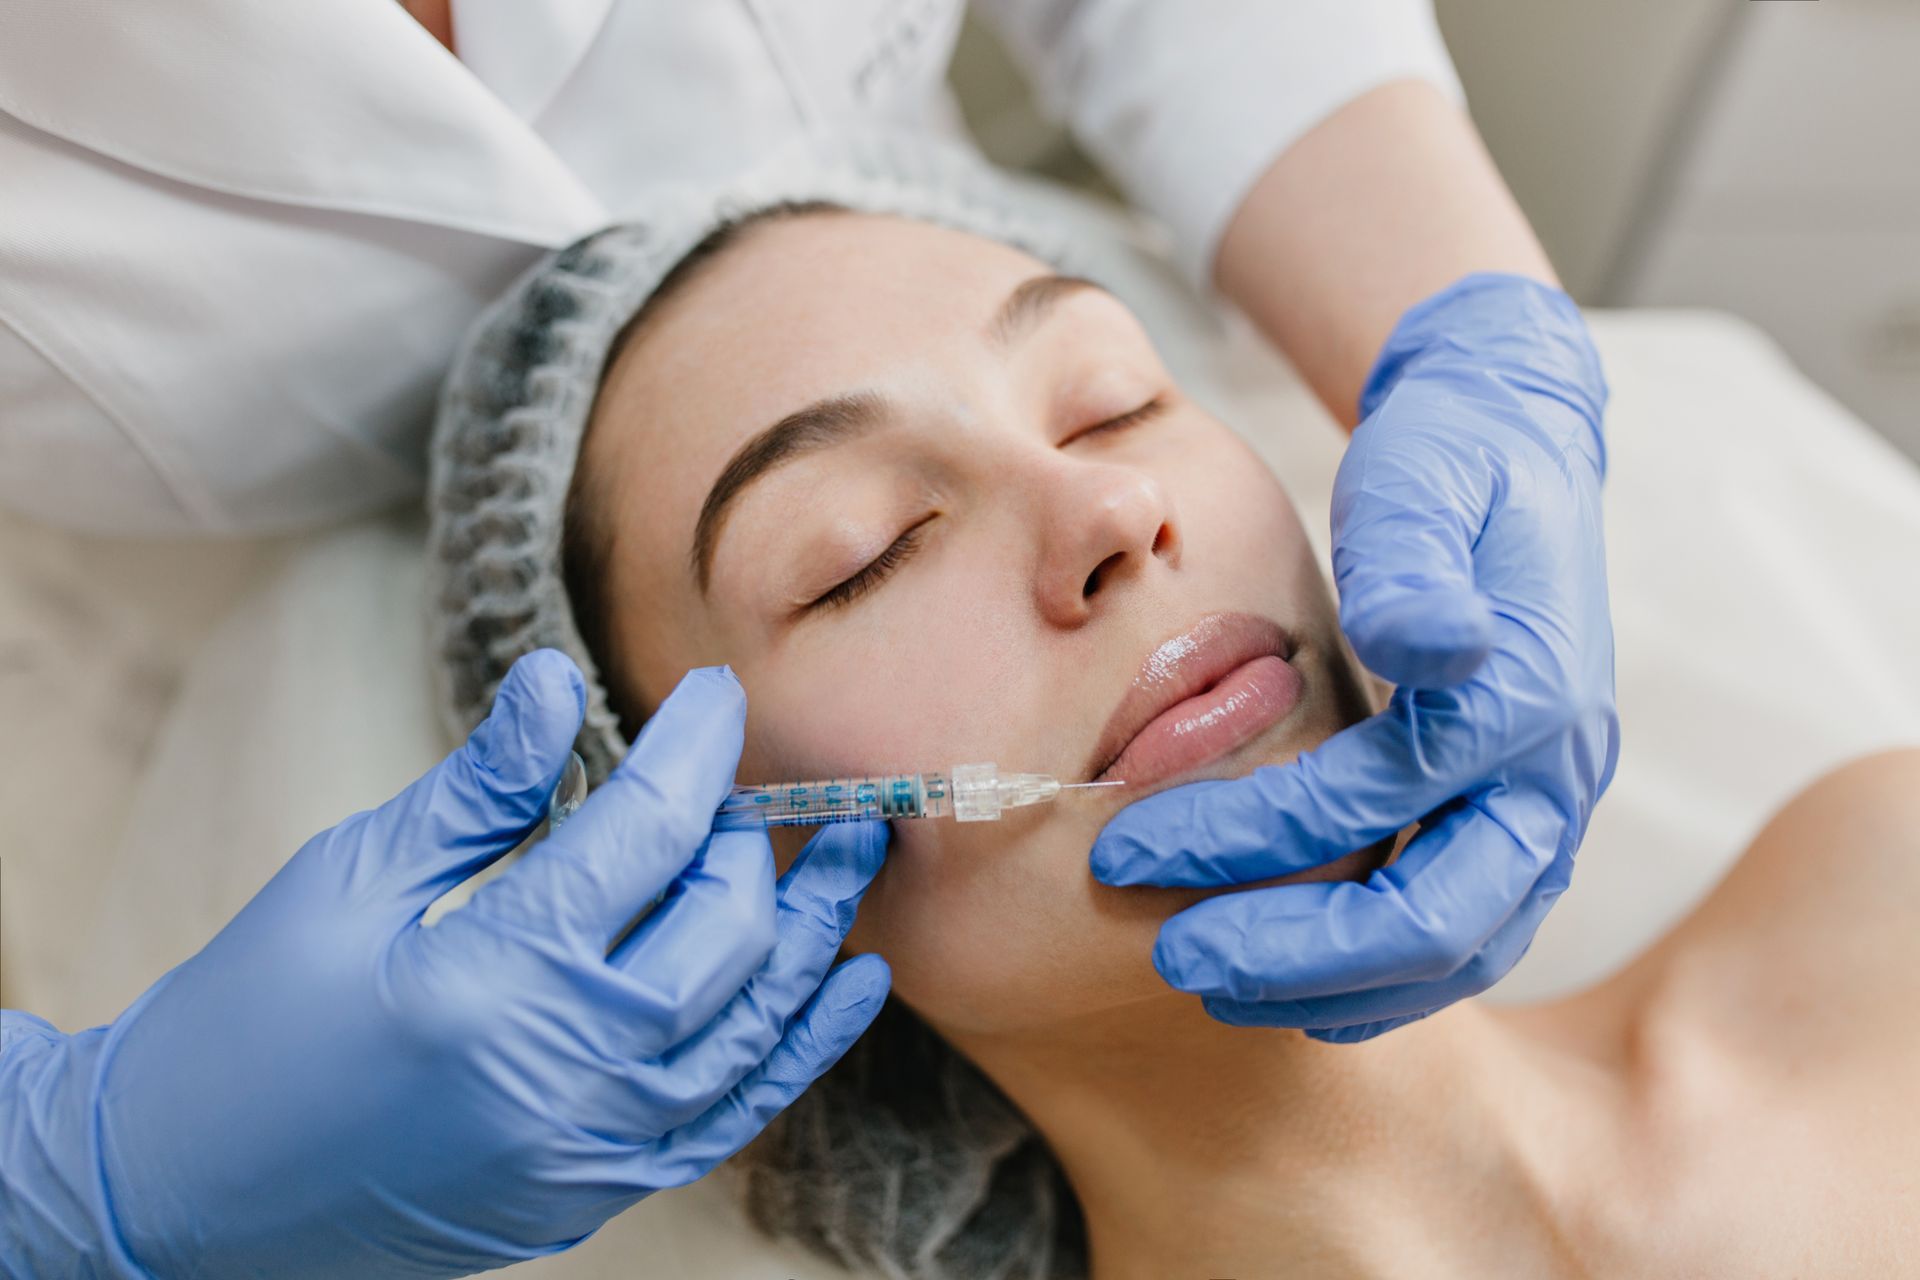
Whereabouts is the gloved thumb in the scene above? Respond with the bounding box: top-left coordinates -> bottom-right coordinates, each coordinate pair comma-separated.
1330,439 -> 1496,690
368,648 -> 587,913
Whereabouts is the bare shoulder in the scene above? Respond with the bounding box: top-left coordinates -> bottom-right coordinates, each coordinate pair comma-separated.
1580,749 -> 1920,1269
1697,746 -> 1920,926
1636,747 -> 1920,1053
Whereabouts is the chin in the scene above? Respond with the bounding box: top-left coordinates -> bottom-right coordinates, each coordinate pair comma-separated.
860,637 -> 1378,1036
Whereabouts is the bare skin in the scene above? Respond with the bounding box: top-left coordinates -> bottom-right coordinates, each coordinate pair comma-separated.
577,211 -> 1920,1277
1008,749 -> 1920,1279
1215,78 -> 1559,428
399,0 -> 454,54
1517,749 -> 1920,1276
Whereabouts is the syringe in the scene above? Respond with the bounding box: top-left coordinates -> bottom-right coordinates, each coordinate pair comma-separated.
545,754 -> 1121,832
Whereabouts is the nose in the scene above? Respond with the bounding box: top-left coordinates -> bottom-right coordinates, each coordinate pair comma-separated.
1034,460 -> 1180,626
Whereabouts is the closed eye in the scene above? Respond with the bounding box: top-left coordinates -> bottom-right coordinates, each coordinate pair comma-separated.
802,397 -> 1164,614
1063,395 -> 1168,446
806,515 -> 933,612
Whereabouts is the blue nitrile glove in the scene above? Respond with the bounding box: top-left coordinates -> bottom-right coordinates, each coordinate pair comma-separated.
0,652 -> 891,1278
1091,272 -> 1619,1043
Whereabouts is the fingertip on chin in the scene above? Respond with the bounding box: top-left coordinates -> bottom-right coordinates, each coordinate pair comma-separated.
1201,995 -> 1258,1027
1151,929 -> 1222,996
1201,996 -> 1308,1030
1088,840 -> 1147,886
1306,1011 -> 1432,1044
1091,809 -> 1169,879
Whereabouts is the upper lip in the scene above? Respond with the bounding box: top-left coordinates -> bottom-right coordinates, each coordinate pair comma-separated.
1083,611 -> 1295,782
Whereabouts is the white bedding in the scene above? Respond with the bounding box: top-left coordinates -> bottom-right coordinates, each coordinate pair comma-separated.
3,182 -> 1917,1278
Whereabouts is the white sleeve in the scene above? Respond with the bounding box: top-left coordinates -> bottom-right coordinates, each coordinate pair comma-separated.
973,0 -> 1466,293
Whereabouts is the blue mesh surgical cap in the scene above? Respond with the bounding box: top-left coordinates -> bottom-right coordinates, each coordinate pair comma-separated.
427,133 -> 1077,784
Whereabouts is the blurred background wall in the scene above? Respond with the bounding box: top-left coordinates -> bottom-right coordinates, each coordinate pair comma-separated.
950,0 -> 1920,461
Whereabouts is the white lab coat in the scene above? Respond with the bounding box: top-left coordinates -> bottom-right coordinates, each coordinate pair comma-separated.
0,0 -> 1460,535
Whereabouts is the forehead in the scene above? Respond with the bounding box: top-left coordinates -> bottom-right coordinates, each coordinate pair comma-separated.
605,212 -> 1050,448
584,212 -> 1058,582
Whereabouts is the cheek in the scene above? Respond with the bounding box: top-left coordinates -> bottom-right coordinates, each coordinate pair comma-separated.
1178,428 -> 1317,579
733,559 -> 1036,782
841,803 -> 1201,1036
1175,428 -> 1351,668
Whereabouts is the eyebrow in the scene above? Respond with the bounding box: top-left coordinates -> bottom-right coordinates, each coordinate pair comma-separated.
987,273 -> 1105,350
690,391 -> 892,592
690,272 -> 1110,594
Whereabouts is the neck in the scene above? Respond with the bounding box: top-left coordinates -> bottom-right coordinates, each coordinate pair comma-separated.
944,994 -> 1620,1278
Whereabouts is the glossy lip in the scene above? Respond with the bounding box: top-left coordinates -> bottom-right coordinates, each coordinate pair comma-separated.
1084,612 -> 1302,787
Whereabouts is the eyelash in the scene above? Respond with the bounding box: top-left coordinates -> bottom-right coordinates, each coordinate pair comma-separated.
805,396 -> 1168,612
1065,394 -> 1168,445
808,519 -> 929,611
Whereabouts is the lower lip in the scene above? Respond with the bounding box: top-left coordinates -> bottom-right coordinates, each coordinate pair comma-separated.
1098,654 -> 1304,789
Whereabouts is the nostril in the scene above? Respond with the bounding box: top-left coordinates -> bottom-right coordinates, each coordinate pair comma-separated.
1150,522 -> 1173,557
1084,551 -> 1125,597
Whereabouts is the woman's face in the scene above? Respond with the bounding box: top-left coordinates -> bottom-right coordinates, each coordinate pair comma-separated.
581,211 -> 1373,1038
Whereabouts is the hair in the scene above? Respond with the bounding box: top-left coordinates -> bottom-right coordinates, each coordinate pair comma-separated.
559,201 -> 1089,1279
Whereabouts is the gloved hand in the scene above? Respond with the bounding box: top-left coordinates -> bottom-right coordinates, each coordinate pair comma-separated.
0,652 -> 891,1278
1091,272 -> 1619,1042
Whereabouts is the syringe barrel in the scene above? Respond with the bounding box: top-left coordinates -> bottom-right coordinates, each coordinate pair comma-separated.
545,756 -> 1064,834
714,772 -> 955,830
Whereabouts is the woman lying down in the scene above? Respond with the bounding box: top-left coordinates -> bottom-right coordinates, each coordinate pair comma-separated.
427,150 -> 1920,1278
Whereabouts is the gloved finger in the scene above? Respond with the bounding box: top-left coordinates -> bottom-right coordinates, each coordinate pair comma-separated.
626,822 -> 888,1128
633,953 -> 891,1189
1304,1012 -> 1432,1043
1091,648 -> 1557,888
467,666 -> 748,948
600,828 -> 778,1057
370,648 -> 585,916
1197,996 -> 1435,1043
1330,425 -> 1496,690
1197,867 -> 1561,1035
1147,791 -> 1560,1003
1288,854 -> 1567,1039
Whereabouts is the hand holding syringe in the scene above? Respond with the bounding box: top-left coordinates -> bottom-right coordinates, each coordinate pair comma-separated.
548,753 -> 1123,831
